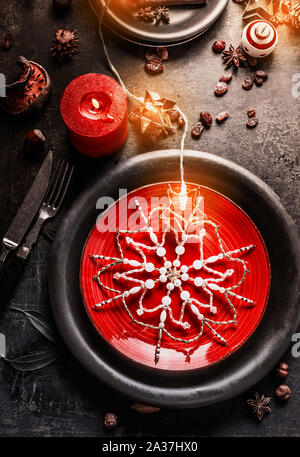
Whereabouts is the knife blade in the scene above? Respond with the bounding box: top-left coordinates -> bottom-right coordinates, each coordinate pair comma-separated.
0,151 -> 53,266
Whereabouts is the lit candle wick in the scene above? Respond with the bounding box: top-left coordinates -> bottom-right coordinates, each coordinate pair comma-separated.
92,98 -> 100,110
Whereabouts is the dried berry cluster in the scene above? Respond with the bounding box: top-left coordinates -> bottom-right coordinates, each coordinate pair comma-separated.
242,70 -> 268,91
144,46 -> 168,74
137,5 -> 170,25
191,110 -> 229,139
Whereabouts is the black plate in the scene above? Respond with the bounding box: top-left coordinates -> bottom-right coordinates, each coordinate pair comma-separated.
91,0 -> 229,46
49,150 -> 300,408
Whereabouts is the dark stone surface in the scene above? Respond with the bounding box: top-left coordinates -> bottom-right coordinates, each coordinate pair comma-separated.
0,0 -> 299,437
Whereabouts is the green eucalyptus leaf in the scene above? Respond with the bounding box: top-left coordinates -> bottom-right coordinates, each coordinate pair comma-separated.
9,306 -> 58,344
4,349 -> 60,371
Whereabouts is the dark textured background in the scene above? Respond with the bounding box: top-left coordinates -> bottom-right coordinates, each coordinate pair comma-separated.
0,0 -> 299,437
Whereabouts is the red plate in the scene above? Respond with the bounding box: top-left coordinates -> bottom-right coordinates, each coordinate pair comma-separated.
80,182 -> 270,371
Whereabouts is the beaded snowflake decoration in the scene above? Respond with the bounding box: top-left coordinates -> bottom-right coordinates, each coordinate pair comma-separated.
90,188 -> 255,364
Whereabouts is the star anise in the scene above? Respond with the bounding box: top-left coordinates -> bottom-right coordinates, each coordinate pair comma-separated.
153,6 -> 170,25
247,393 -> 271,421
222,44 -> 247,68
137,7 -> 155,22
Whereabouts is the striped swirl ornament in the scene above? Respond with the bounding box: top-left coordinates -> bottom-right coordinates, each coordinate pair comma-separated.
241,20 -> 278,58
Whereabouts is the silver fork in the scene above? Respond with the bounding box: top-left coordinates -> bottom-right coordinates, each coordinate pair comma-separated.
17,159 -> 74,260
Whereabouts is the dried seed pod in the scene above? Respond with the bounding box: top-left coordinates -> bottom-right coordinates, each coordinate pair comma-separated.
0,56 -> 51,117
131,403 -> 161,413
276,362 -> 289,379
104,412 -> 118,428
50,28 -> 79,62
275,384 -> 291,401
169,108 -> 180,122
177,115 -> 185,128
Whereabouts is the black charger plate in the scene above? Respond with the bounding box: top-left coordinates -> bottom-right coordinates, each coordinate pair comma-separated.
91,0 -> 229,46
49,150 -> 300,408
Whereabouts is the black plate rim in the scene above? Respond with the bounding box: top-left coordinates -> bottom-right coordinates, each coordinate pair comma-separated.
49,150 -> 300,408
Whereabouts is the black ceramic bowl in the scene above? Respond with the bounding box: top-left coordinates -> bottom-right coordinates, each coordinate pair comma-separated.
49,150 -> 300,408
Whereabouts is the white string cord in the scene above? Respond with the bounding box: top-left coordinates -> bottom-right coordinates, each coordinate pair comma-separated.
89,0 -> 189,184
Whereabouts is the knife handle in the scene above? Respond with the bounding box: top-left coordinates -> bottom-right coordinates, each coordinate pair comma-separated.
0,252 -> 27,310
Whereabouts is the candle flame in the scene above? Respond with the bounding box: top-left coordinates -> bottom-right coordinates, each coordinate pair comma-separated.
92,98 -> 100,109
179,180 -> 188,211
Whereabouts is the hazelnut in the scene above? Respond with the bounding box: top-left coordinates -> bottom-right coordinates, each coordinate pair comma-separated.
275,384 -> 291,401
276,362 -> 289,379
24,129 -> 46,153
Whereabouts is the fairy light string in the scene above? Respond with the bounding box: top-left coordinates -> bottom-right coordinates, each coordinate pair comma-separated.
88,0 -> 256,364
89,0 -> 189,200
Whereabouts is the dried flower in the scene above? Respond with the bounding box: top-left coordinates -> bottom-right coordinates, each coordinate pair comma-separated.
153,6 -> 170,25
247,392 -> 271,420
223,45 -> 247,68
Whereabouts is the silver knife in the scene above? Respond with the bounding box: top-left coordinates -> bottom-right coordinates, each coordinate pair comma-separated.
0,151 -> 53,266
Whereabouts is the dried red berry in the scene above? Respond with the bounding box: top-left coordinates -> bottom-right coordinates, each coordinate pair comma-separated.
177,115 -> 185,128
215,81 -> 228,96
145,52 -> 160,62
200,111 -> 212,128
156,46 -> 168,61
242,76 -> 254,90
169,108 -> 180,122
145,60 -> 164,74
212,40 -> 226,53
276,362 -> 289,379
191,122 -> 204,139
255,75 -> 264,86
131,403 -> 161,413
24,129 -> 46,153
1,33 -> 13,51
255,70 -> 268,80
247,118 -> 258,128
246,55 -> 258,67
104,412 -> 118,429
247,108 -> 256,118
275,384 -> 291,401
219,72 -> 232,83
216,111 -> 229,123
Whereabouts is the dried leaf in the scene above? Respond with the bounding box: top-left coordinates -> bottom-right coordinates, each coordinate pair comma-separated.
9,306 -> 58,344
4,349 -> 60,371
131,402 -> 161,413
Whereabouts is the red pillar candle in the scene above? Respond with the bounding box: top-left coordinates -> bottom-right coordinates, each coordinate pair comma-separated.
60,74 -> 128,157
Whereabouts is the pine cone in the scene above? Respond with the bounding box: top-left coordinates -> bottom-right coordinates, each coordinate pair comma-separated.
50,28 -> 79,62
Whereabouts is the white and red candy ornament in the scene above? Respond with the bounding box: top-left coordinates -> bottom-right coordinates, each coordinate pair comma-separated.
241,20 -> 278,58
